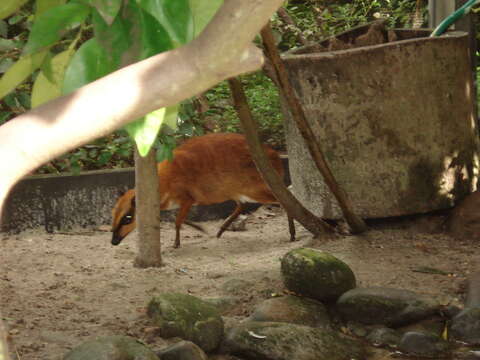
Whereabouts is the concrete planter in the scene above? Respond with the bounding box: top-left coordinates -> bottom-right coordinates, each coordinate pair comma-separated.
1,168 -> 134,233
283,25 -> 479,219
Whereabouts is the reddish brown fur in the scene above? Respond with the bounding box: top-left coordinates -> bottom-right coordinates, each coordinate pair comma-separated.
112,133 -> 284,247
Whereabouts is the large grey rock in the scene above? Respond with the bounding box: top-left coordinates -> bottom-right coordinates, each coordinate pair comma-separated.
222,321 -> 366,360
157,340 -> 207,360
336,287 -> 440,326
248,295 -> 331,329
147,293 -> 224,352
281,248 -> 356,302
63,335 -> 157,360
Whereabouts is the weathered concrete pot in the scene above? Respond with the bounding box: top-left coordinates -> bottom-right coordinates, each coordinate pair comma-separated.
283,25 -> 479,219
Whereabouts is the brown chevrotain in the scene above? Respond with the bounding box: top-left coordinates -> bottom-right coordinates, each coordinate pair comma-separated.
111,133 -> 294,248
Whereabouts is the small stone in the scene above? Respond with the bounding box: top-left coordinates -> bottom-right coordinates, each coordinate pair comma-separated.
248,295 -> 331,329
399,331 -> 450,358
450,307 -> 480,345
63,335 -> 158,360
399,316 -> 445,337
157,340 -> 208,360
366,327 -> 401,348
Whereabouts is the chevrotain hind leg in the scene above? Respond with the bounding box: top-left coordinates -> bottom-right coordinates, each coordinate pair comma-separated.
184,220 -> 206,233
174,199 -> 195,248
217,202 -> 244,238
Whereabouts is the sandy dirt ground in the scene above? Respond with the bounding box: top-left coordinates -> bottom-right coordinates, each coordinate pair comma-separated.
1,205 -> 479,360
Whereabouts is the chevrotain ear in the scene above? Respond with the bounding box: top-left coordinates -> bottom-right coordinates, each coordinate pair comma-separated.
131,196 -> 136,208
117,188 -> 126,198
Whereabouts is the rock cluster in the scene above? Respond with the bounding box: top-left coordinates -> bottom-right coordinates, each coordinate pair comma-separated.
63,248 -> 480,360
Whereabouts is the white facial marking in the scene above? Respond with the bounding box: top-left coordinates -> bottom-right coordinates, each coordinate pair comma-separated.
238,195 -> 256,203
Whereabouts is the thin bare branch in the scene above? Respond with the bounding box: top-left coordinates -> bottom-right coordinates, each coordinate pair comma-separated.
277,7 -> 309,46
260,23 -> 367,234
228,77 -> 334,238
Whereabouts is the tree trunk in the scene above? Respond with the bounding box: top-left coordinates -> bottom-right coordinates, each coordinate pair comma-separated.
0,316 -> 10,360
134,147 -> 162,267
228,78 -> 334,238
260,23 -> 367,234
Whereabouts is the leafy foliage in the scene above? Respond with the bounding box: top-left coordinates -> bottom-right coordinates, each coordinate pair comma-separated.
4,0 -> 468,174
36,131 -> 135,174
273,0 -> 426,51
0,0 -> 223,173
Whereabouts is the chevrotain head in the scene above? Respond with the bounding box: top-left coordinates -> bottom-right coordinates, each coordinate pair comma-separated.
111,189 -> 136,245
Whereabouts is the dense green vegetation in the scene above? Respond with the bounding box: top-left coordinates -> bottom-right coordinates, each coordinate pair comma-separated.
0,0 -> 455,174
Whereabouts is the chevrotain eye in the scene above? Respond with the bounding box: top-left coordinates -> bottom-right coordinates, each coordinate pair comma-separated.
120,214 -> 134,225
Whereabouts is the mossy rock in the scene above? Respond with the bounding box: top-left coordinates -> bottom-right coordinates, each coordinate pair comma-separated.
281,248 -> 356,302
147,292 -> 224,352
63,335 -> 157,360
222,321 -> 366,360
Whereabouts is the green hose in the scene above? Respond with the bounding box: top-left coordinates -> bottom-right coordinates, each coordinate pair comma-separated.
430,0 -> 480,37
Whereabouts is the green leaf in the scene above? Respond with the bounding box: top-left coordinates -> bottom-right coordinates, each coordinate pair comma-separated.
31,49 -> 74,107
0,0 -> 28,20
126,105 -> 178,156
16,91 -> 31,108
23,3 -> 91,54
161,104 -> 178,132
0,50 -> 48,99
0,20 -> 8,36
0,38 -> 17,52
0,111 -> 12,124
0,58 -> 14,73
156,141 -> 174,162
126,110 -> 165,157
189,0 -> 223,37
98,151 -> 112,165
8,13 -> 26,25
91,6 -> 131,65
35,0 -> 67,18
137,0 -> 193,46
62,38 -> 116,94
127,0 -> 173,60
156,132 -> 176,162
88,0 -> 122,25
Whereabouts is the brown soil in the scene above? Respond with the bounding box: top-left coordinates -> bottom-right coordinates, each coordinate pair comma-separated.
1,206 -> 478,360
